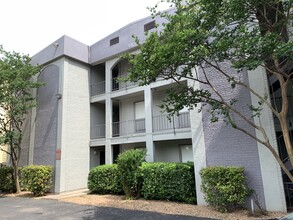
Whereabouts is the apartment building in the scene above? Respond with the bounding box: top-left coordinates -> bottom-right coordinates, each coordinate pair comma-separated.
19,13 -> 288,212
0,145 -> 7,165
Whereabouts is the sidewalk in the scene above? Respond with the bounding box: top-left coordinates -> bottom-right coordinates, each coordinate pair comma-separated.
42,188 -> 89,200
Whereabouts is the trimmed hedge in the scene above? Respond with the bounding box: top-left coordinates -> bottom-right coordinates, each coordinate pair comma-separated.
88,164 -> 122,194
200,166 -> 252,212
21,165 -> 53,196
0,166 -> 15,192
140,162 -> 196,204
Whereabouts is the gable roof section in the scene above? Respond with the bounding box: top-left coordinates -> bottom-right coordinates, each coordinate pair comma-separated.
89,9 -> 173,65
31,8 -> 175,66
31,35 -> 89,66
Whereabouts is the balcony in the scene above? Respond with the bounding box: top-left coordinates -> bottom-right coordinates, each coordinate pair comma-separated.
112,119 -> 146,137
91,124 -> 106,139
153,112 -> 190,132
112,77 -> 138,91
91,112 -> 190,139
91,81 -> 105,96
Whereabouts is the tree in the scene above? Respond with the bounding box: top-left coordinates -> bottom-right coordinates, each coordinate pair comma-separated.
125,0 -> 293,182
0,46 -> 42,193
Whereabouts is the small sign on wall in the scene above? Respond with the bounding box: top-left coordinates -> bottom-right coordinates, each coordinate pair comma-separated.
56,149 -> 61,160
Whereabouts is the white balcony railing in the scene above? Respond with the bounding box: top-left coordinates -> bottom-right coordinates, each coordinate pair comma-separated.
112,77 -> 138,91
91,112 -> 190,139
91,124 -> 106,139
153,112 -> 190,132
112,119 -> 146,137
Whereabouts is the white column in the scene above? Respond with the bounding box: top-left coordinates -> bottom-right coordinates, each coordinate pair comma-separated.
144,86 -> 154,162
105,61 -> 113,164
28,102 -> 36,164
247,67 -> 286,212
105,96 -> 113,164
55,58 -> 65,193
188,76 -> 207,205
28,75 -> 38,164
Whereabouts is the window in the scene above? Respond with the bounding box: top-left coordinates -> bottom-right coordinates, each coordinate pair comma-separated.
110,37 -> 119,46
144,21 -> 156,32
135,101 -> 145,119
134,101 -> 145,133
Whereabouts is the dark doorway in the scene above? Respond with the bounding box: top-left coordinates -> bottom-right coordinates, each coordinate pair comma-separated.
100,151 -> 105,165
113,145 -> 120,163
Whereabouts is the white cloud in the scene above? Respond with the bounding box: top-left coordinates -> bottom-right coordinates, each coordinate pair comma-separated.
0,0 -> 171,55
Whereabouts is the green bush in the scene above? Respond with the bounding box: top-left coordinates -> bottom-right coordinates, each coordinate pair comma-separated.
141,162 -> 196,204
200,166 -> 252,212
0,166 -> 15,192
117,149 -> 146,199
21,165 -> 53,196
88,164 -> 122,194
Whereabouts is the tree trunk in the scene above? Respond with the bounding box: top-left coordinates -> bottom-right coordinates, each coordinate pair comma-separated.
12,158 -> 21,194
14,166 -> 21,194
265,141 -> 293,183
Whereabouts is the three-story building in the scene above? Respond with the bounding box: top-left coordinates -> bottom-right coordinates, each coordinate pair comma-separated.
20,12 -> 287,212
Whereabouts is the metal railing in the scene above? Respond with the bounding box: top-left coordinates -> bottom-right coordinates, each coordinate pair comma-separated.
92,112 -> 190,138
153,112 -> 190,131
112,119 -> 146,137
90,81 -> 105,96
112,77 -> 138,91
91,124 -> 106,139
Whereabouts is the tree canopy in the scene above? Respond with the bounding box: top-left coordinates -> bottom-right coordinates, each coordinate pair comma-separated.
125,0 -> 293,181
0,46 -> 43,193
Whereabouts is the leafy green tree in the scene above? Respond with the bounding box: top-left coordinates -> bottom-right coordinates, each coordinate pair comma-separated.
0,46 -> 42,193
125,1 -> 293,181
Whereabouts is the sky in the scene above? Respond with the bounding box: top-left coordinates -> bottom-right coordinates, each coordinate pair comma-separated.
1,0 -> 171,56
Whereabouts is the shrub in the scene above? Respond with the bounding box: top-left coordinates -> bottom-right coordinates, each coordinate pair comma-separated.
141,162 -> 196,204
0,166 -> 15,192
200,166 -> 252,212
116,149 -> 146,199
21,165 -> 53,196
88,164 -> 122,194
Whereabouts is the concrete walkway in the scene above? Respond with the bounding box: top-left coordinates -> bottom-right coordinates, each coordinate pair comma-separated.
42,188 -> 89,200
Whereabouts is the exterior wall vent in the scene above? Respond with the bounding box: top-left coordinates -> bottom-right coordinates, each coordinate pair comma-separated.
144,21 -> 156,32
110,37 -> 119,46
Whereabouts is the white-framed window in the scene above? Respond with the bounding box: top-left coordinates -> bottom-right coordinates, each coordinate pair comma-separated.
134,101 -> 145,132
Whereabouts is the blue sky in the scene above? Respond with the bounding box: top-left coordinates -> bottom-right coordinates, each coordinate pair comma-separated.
1,0 -> 171,56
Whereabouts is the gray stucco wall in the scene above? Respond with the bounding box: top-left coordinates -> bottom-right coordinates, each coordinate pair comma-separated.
89,9 -> 174,65
31,35 -> 88,66
155,139 -> 192,162
200,63 -> 266,208
90,103 -> 106,126
33,65 -> 59,166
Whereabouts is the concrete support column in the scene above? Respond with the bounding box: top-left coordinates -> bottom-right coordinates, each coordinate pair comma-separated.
105,142 -> 113,164
144,86 -> 154,162
28,75 -> 38,165
28,101 -> 36,164
247,67 -> 286,212
105,60 -> 114,164
55,59 -> 66,193
188,77 -> 207,205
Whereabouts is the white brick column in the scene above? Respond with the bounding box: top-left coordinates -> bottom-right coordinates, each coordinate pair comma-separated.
247,67 -> 286,212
